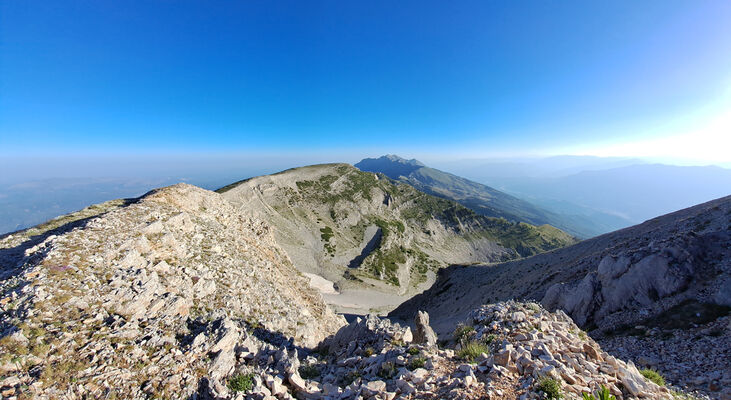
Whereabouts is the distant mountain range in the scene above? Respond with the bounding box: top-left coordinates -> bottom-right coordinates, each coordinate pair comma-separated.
445,160 -> 731,229
356,155 -> 603,238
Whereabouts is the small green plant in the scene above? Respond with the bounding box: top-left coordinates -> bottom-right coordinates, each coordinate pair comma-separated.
454,324 -> 476,343
228,373 -> 254,393
363,347 -> 375,356
377,361 -> 397,379
536,376 -> 563,399
408,357 -> 426,370
640,369 -> 665,386
482,333 -> 497,344
406,346 -> 420,355
582,385 -> 616,400
456,340 -> 489,362
390,339 -> 405,347
299,364 -> 320,379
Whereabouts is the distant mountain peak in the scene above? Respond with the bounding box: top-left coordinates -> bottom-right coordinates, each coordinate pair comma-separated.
355,155 -> 425,179
381,154 -> 426,167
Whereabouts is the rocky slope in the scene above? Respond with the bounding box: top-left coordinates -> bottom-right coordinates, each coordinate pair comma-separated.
390,195 -> 731,397
355,155 -> 596,238
219,301 -> 674,400
218,163 -> 574,314
0,180 -> 714,399
0,184 -> 344,398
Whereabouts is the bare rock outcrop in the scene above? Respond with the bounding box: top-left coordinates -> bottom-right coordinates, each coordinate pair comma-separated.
413,310 -> 438,347
542,237 -> 700,327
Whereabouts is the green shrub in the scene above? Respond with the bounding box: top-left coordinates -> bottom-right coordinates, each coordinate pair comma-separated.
377,361 -> 397,379
454,324 -> 476,343
363,347 -> 375,356
640,369 -> 665,386
456,340 -> 489,362
406,347 -> 420,355
299,364 -> 320,379
228,373 -> 254,392
582,385 -> 616,400
536,376 -> 563,399
320,227 -> 334,241
408,357 -> 426,370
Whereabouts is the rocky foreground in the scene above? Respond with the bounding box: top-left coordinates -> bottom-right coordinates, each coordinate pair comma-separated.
244,301 -> 676,400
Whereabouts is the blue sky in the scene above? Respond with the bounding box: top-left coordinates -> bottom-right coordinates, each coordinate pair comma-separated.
2,1 -> 731,165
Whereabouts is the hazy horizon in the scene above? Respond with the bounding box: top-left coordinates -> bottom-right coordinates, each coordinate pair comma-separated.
1,152 -> 729,185
2,2 -> 730,234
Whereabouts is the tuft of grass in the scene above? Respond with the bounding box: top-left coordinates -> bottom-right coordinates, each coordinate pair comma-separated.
582,385 -> 616,400
536,376 -> 563,399
408,357 -> 426,370
377,361 -> 397,379
406,347 -> 420,355
454,324 -> 476,343
299,364 -> 320,380
457,340 -> 489,362
363,347 -> 375,356
228,373 -> 255,393
640,369 -> 665,386
40,359 -> 86,390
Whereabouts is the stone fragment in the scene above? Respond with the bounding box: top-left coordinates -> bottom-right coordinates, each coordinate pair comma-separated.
413,311 -> 438,347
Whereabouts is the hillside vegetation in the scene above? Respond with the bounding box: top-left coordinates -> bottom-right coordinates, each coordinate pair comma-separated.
219,163 -> 575,313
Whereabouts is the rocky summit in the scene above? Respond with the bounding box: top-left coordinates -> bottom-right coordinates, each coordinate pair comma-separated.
0,175 -> 726,399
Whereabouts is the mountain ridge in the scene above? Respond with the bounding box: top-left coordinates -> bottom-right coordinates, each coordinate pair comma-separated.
218,163 -> 575,314
355,155 -> 596,238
